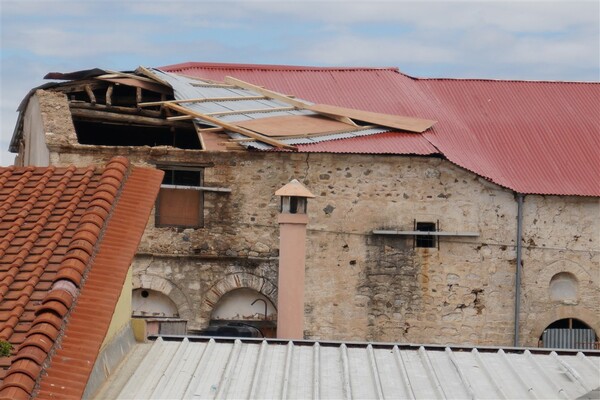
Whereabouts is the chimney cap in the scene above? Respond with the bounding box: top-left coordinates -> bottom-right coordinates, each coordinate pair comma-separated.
275,179 -> 315,198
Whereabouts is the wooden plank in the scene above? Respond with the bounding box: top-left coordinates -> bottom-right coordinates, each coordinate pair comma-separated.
205,106 -> 295,117
162,102 -> 295,150
201,130 -> 229,152
167,115 -> 195,121
234,114 -> 355,137
191,82 -> 236,88
195,126 -> 206,151
224,76 -> 311,108
307,104 -> 436,133
139,96 -> 268,107
96,77 -> 172,95
196,127 -> 225,133
223,76 -> 357,126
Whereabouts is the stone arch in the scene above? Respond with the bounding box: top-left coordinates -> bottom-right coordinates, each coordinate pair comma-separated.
199,272 -> 278,322
549,272 -> 578,302
132,273 -> 193,323
535,259 -> 593,288
525,305 -> 600,347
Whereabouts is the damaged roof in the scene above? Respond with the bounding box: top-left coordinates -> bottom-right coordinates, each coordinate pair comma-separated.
0,157 -> 163,399
9,62 -> 600,196
96,337 -> 600,399
159,62 -> 600,197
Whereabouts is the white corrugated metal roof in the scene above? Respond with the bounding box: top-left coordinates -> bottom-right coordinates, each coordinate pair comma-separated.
95,337 -> 600,399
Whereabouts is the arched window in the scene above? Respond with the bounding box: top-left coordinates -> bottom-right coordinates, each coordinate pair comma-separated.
203,288 -> 277,338
539,318 -> 598,350
549,272 -> 578,302
132,288 -> 179,318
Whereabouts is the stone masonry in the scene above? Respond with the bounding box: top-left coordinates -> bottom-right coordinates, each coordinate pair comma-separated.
13,90 -> 600,347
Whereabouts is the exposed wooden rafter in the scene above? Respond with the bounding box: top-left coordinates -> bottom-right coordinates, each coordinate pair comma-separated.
162,102 -> 296,150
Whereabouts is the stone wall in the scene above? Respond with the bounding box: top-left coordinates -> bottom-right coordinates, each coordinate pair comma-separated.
20,90 -> 600,346
47,145 -> 599,346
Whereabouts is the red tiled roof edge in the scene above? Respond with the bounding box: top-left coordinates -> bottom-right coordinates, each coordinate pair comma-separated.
34,161 -> 163,399
0,157 -> 163,400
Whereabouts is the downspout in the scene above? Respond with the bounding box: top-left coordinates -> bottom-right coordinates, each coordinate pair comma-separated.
514,193 -> 524,347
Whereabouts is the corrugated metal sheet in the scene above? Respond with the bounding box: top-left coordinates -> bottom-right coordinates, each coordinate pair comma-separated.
96,337 -> 600,399
543,329 -> 598,350
159,62 -> 600,196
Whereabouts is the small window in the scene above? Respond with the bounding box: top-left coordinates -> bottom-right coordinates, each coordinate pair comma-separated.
416,222 -> 437,248
156,166 -> 204,228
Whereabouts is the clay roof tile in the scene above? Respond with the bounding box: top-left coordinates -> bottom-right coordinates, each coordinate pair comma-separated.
0,159 -> 163,398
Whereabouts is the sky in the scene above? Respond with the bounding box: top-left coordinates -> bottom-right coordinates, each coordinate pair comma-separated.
0,0 -> 598,166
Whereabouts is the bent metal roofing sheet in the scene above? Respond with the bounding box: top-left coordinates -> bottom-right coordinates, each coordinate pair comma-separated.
159,62 -> 600,197
0,157 -> 163,399
96,337 -> 600,400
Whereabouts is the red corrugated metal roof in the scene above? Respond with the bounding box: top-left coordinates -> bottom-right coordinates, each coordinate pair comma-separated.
160,62 -> 600,196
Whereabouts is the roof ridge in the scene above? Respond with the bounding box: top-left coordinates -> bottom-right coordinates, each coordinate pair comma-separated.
413,76 -> 600,85
160,61 -> 400,73
37,164 -> 164,399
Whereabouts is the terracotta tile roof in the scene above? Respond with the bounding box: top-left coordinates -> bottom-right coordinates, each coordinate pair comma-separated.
0,157 -> 163,400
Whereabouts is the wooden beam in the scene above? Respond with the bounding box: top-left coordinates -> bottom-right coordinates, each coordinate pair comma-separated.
105,85 -> 114,106
196,127 -> 225,133
162,102 -> 295,150
224,76 -> 357,126
224,76 -> 310,108
167,115 -> 195,121
195,126 -> 206,151
307,104 -> 437,133
84,84 -> 96,105
191,82 -> 236,88
138,95 -> 268,107
136,87 -> 142,107
70,107 -> 193,129
69,101 -> 163,118
205,106 -> 295,117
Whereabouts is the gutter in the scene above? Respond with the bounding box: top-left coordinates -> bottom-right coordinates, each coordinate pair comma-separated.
514,193 -> 524,347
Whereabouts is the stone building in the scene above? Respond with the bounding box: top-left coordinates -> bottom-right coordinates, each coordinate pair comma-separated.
8,62 -> 599,348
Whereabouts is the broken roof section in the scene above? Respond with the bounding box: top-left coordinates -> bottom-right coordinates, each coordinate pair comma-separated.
160,62 -> 600,197
140,68 -> 436,151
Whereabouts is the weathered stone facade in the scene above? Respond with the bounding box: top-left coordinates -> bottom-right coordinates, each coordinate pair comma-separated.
12,90 -> 600,347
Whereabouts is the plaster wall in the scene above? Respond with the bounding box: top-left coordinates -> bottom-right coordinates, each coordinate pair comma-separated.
19,94 -> 49,166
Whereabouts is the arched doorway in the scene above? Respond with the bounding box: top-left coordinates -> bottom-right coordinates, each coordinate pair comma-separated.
202,288 -> 277,338
539,318 -> 598,349
132,288 -> 186,336
132,288 -> 179,318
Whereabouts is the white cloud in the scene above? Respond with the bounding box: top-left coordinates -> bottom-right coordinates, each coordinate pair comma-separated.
0,0 -> 598,165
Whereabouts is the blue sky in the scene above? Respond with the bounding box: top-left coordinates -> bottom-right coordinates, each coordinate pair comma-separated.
1,0 -> 598,165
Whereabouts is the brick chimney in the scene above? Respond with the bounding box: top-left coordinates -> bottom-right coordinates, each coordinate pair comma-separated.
275,179 -> 315,339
